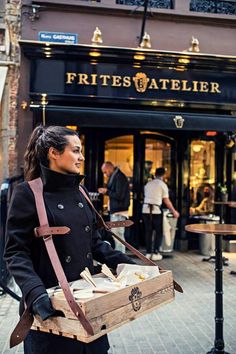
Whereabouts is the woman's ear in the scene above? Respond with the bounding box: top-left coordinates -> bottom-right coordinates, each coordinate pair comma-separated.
48,146 -> 59,161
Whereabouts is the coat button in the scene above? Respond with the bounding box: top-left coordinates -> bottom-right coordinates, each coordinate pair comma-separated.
78,202 -> 84,208
57,204 -> 64,210
85,225 -> 91,233
86,252 -> 92,259
65,256 -> 71,263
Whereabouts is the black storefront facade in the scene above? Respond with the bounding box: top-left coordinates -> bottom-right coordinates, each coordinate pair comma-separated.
20,41 -> 236,250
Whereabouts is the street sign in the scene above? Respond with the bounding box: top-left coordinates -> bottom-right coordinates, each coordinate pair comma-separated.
38,31 -> 78,44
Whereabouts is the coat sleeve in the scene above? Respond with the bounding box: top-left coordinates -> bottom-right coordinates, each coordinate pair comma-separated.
4,182 -> 47,308
91,229 -> 136,270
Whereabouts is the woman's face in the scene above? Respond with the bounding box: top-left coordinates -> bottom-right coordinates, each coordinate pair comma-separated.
48,135 -> 84,174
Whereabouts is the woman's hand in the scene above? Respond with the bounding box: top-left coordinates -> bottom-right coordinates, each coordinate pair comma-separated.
32,293 -> 64,321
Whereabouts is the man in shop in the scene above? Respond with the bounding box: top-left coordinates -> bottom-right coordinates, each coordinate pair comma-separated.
98,161 -> 130,253
190,185 -> 214,215
142,167 -> 180,261
143,160 -> 154,185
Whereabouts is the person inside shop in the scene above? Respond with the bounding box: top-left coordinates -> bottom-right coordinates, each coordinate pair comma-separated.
4,125 -> 135,354
190,185 -> 214,215
98,161 -> 130,254
143,160 -> 154,185
142,167 -> 180,261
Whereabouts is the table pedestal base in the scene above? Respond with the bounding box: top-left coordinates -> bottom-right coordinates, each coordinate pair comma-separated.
207,348 -> 230,354
202,255 -> 229,266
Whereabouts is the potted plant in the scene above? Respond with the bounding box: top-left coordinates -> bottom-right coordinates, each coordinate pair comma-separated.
218,183 -> 228,202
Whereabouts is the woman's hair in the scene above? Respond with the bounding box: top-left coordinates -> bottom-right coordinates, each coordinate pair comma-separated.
24,125 -> 79,181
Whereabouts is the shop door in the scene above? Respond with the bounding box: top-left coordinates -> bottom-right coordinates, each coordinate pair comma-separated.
102,134 -> 134,219
101,132 -> 176,247
133,134 -> 176,247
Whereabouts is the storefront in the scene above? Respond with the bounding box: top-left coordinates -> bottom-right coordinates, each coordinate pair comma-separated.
20,40 -> 236,248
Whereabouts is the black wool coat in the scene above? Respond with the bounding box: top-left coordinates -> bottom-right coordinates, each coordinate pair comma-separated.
4,165 -> 135,354
106,168 -> 130,214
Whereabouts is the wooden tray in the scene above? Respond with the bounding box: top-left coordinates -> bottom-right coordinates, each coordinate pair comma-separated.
31,270 -> 174,343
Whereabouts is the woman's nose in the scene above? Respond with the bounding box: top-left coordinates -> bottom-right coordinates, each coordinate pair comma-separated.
79,153 -> 85,161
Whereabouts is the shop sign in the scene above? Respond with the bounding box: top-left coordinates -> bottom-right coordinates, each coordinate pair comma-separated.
30,60 -> 236,107
38,32 -> 78,44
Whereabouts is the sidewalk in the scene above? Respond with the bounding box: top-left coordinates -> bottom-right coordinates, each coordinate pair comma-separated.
1,250 -> 236,354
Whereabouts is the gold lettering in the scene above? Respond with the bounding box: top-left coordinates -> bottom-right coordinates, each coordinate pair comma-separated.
192,81 -> 199,92
210,82 -> 221,93
66,72 -> 76,84
112,76 -> 122,87
199,81 -> 209,92
123,76 -> 131,87
78,74 -> 90,85
170,79 -> 180,91
159,79 -> 169,90
148,78 -> 159,90
181,80 -> 192,91
100,75 -> 110,86
91,74 -> 97,85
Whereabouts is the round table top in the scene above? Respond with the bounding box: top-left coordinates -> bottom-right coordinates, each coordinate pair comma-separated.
185,223 -> 236,235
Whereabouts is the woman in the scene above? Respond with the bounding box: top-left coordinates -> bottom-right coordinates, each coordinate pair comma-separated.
4,125 -> 134,354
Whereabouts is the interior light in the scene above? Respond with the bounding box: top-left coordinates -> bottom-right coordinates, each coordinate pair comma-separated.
206,131 -> 217,137
66,126 -> 77,131
192,144 -> 202,153
133,53 -> 146,61
89,51 -> 101,57
175,66 -> 186,72
178,57 -> 190,64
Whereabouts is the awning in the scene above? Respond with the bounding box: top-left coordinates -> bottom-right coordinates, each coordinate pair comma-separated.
0,67 -> 8,104
31,105 -> 236,131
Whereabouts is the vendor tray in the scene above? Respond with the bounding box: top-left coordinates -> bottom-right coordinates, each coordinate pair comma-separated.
31,269 -> 174,343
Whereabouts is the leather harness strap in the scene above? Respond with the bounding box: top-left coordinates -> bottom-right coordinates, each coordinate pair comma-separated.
10,179 -> 94,348
79,186 -> 183,294
28,178 -> 94,335
34,225 -> 70,237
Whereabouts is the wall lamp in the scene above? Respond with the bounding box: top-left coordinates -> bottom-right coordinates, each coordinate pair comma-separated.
30,5 -> 40,21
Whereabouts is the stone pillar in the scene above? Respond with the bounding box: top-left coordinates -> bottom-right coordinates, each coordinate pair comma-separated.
0,0 -> 21,182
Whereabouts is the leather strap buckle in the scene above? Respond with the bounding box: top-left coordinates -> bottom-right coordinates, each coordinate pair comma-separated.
34,226 -> 70,238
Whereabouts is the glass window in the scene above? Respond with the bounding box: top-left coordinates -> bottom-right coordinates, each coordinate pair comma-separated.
116,0 -> 173,9
190,0 -> 236,15
189,140 -> 215,208
144,138 -> 171,186
104,135 -> 134,216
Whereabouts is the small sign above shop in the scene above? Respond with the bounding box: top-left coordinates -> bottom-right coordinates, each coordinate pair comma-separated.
38,32 -> 78,44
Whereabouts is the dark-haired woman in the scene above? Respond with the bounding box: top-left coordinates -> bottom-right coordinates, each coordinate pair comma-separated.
4,125 -> 134,354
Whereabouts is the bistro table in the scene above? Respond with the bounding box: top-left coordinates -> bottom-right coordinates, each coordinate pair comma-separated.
214,201 -> 236,272
185,223 -> 236,354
